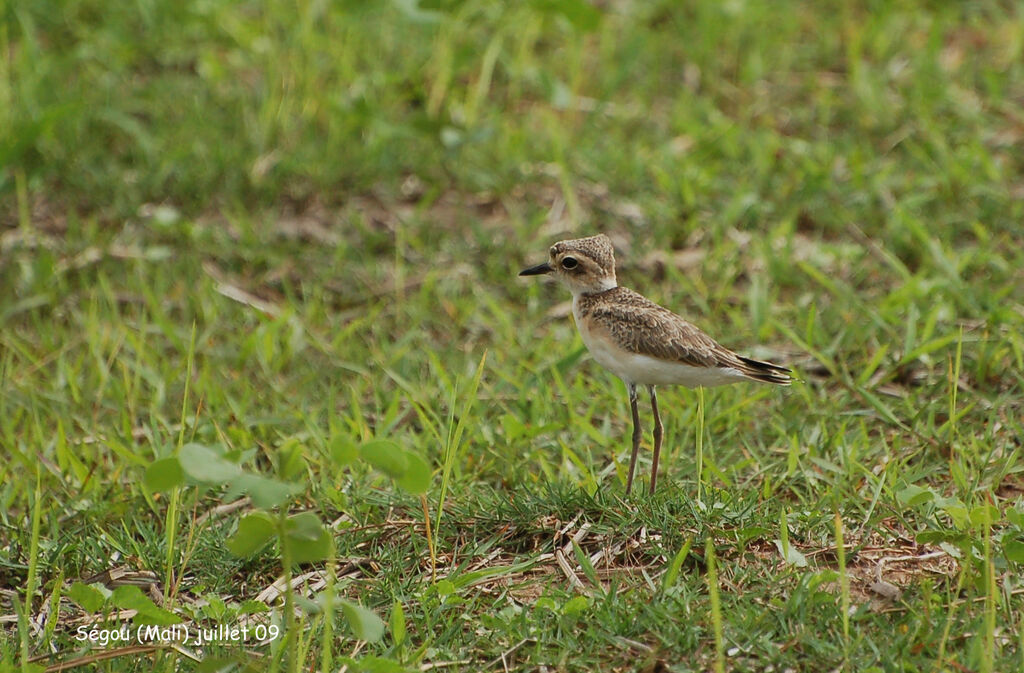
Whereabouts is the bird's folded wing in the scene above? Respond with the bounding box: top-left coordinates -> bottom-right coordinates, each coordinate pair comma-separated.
587,300 -> 731,369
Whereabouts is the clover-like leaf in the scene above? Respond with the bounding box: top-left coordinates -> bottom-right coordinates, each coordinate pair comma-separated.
360,439 -> 408,478
338,599 -> 385,642
227,512 -> 276,557
179,443 -> 242,483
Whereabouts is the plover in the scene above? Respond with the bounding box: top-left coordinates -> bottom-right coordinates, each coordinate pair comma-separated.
520,233 -> 791,494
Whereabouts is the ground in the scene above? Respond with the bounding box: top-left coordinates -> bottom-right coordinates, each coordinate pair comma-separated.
2,1 -> 1024,671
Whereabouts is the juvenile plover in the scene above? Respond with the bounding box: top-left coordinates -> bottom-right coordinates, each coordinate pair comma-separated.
520,233 -> 790,494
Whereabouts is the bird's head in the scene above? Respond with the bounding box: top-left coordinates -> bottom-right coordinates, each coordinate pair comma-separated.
519,234 -> 618,296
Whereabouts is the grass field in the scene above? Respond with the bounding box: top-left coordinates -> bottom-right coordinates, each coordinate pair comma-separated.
3,1 -> 1024,671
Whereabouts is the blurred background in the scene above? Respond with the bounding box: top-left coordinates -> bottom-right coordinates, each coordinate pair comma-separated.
6,1 -> 1022,229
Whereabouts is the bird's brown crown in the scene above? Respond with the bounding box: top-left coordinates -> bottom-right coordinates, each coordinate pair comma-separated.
549,234 -> 617,279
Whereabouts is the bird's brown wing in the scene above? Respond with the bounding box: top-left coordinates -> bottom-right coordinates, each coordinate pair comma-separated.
582,288 -> 725,368
581,287 -> 791,384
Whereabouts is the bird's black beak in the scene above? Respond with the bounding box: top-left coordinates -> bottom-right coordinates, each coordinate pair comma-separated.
519,262 -> 553,277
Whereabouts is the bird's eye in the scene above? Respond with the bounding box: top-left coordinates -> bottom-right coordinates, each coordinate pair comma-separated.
561,257 -> 578,270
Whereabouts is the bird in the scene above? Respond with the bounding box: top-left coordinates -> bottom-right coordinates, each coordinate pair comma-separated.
519,233 -> 791,494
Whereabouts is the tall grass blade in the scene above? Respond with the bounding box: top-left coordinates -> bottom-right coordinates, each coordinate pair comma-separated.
165,321 -> 197,607
705,536 -> 725,673
19,467 -> 42,673
835,511 -> 850,663
435,351 -> 487,533
696,386 -> 705,503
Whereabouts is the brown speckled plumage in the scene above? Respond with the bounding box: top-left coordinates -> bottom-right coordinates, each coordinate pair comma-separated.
576,286 -> 791,384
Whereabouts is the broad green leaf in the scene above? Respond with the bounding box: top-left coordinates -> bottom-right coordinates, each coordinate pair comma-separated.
278,440 -> 306,481
777,508 -> 806,567
239,600 -> 269,614
288,531 -> 332,563
390,601 -> 406,646
934,494 -> 965,509
339,599 -> 385,642
896,484 -> 934,507
360,439 -> 408,478
110,585 -> 181,625
534,597 -> 557,611
738,526 -> 772,547
969,504 -> 1001,527
110,584 -> 159,611
774,539 -> 809,567
285,512 -> 332,563
561,595 -> 589,616
396,450 -> 431,494
1006,506 -> 1024,529
939,542 -> 963,559
330,435 -> 359,466
286,511 -> 325,541
179,443 -> 242,483
229,473 -> 297,509
943,504 -> 969,529
144,457 -> 184,491
1004,539 -> 1024,563
227,512 -> 276,557
68,581 -> 106,612
201,595 -> 226,620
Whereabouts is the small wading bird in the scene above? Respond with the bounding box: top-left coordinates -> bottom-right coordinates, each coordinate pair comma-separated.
520,234 -> 791,494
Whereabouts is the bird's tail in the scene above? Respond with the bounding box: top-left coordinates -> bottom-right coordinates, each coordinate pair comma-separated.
737,356 -> 792,385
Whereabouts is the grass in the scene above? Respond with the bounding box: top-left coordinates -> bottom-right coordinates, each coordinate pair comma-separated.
3,0 -> 1024,671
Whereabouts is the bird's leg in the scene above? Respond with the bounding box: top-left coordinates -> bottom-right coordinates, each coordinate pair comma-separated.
625,383 -> 641,494
648,386 -> 663,494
